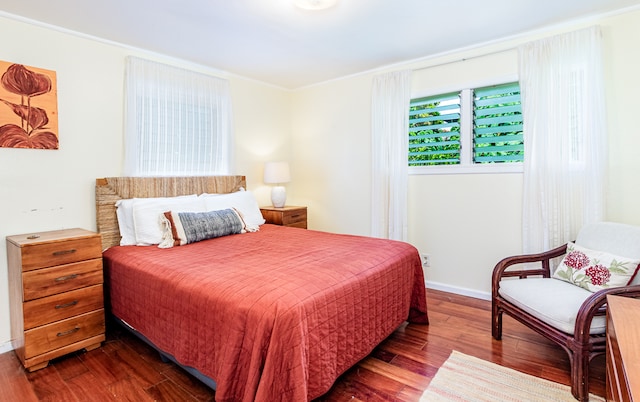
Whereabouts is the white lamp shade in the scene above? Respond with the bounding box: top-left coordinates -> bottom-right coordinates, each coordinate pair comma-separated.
263,162 -> 291,184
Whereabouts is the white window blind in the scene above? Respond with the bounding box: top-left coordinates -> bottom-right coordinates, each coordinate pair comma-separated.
124,56 -> 233,176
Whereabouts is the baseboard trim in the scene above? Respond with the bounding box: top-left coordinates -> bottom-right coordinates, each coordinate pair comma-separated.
425,280 -> 490,301
0,340 -> 13,354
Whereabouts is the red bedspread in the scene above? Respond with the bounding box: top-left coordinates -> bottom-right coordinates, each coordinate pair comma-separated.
102,224 -> 428,401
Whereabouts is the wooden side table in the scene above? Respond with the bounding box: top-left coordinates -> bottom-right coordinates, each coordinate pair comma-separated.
606,295 -> 640,402
7,228 -> 105,371
260,206 -> 307,229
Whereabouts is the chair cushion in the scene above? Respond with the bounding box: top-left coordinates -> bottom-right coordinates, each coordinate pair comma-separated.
552,242 -> 640,292
499,278 -> 606,335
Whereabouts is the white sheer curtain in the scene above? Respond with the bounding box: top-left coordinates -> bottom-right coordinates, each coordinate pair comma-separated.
519,26 -> 607,253
124,56 -> 233,176
371,70 -> 412,241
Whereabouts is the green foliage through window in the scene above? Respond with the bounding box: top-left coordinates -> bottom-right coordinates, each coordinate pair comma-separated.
408,82 -> 523,168
473,82 -> 523,163
408,92 -> 461,166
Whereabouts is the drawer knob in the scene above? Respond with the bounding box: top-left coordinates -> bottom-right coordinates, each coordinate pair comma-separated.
57,326 -> 80,337
55,273 -> 79,282
55,300 -> 79,309
53,249 -> 77,256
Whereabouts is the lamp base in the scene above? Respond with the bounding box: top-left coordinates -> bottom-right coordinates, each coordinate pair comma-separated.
271,186 -> 286,208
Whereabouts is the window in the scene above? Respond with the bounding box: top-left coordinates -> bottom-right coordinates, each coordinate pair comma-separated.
124,56 -> 232,176
408,92 -> 461,165
408,82 -> 523,174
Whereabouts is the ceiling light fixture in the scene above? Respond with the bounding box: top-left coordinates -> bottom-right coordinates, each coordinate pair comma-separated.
294,0 -> 339,11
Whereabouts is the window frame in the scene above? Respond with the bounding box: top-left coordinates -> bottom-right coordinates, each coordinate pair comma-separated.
409,76 -> 523,175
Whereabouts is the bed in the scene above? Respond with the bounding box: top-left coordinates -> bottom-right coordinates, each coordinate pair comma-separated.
95,176 -> 428,402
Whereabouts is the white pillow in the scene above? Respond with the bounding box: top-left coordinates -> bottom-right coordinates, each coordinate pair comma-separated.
132,195 -> 204,246
200,190 -> 265,231
115,199 -> 136,246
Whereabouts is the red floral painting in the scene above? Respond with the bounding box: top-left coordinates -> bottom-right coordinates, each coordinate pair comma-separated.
0,61 -> 58,149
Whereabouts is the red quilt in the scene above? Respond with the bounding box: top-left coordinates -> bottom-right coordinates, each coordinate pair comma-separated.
102,224 -> 428,401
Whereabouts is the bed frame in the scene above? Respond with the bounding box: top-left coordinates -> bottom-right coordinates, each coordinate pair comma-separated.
95,176 -> 246,250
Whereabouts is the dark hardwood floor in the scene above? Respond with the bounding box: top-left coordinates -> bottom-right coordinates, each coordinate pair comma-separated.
0,289 -> 606,401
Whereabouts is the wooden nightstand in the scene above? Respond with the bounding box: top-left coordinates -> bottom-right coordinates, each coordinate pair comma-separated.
7,228 -> 105,371
260,206 -> 307,229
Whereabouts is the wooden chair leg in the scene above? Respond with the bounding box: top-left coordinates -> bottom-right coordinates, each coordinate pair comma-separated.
491,302 -> 502,340
570,349 -> 590,402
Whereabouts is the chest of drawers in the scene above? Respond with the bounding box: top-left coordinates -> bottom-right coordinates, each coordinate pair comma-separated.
7,228 -> 105,371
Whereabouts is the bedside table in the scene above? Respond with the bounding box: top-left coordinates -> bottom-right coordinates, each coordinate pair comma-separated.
7,228 -> 105,371
260,206 -> 307,229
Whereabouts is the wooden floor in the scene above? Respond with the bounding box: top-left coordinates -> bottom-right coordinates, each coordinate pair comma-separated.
0,289 -> 606,401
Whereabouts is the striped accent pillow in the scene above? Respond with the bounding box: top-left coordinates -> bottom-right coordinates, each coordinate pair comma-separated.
158,208 -> 246,248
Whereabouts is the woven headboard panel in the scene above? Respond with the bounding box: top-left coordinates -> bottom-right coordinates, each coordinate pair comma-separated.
95,176 -> 246,250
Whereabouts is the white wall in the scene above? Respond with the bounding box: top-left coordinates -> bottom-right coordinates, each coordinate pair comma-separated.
602,10 -> 640,223
292,8 -> 640,299
291,74 -> 374,236
0,15 -> 292,352
231,77 -> 293,201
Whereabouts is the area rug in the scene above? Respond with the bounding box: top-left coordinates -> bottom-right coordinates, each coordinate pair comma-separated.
420,350 -> 605,401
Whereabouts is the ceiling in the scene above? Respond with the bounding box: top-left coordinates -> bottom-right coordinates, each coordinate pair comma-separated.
1,0 -> 639,89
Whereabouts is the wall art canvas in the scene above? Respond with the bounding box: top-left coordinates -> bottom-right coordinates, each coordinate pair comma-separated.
0,60 -> 58,149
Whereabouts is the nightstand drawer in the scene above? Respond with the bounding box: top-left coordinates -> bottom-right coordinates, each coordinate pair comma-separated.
18,235 -> 102,272
23,310 -> 105,359
22,259 -> 103,301
282,210 -> 307,226
23,285 -> 104,330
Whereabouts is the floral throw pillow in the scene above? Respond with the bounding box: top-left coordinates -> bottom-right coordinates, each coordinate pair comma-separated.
552,242 -> 640,292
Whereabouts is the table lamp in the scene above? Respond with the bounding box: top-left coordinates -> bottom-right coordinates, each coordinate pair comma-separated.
263,161 -> 290,208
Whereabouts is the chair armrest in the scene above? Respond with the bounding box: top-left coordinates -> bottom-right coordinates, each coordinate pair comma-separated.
492,244 -> 568,294
574,284 -> 640,342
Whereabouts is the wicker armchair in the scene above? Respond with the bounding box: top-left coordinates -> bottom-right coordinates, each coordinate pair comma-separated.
492,222 -> 640,401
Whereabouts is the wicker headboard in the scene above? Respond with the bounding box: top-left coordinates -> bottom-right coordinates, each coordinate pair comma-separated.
95,176 -> 247,250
